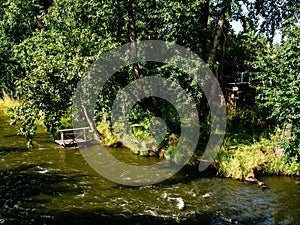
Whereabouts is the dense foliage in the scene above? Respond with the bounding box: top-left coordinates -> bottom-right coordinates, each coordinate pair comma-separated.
0,0 -> 299,172
256,25 -> 300,158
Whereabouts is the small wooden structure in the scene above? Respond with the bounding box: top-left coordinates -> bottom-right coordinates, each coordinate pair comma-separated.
227,71 -> 260,107
55,127 -> 91,147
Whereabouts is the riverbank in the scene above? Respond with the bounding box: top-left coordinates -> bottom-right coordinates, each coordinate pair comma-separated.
216,106 -> 300,181
1,95 -> 299,183
217,134 -> 300,182
95,107 -> 300,182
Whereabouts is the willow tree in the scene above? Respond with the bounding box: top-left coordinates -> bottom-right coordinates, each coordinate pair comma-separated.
9,0 -> 119,145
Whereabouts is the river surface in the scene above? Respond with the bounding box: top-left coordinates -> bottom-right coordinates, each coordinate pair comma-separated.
1,110 -> 300,225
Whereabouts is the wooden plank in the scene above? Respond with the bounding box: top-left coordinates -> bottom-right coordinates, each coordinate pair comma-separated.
55,138 -> 90,147
58,127 -> 90,132
55,126 -> 94,147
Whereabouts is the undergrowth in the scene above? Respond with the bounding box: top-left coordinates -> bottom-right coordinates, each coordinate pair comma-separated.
217,105 -> 300,180
0,93 -> 19,111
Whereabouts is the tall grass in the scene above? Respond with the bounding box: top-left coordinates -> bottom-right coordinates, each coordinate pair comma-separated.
217,105 -> 300,180
0,93 -> 19,111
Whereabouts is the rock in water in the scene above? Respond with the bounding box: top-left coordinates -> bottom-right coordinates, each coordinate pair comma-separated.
202,193 -> 211,198
175,197 -> 184,210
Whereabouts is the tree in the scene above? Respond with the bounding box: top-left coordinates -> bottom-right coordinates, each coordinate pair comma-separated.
251,0 -> 300,42
9,0 -> 118,146
3,0 -> 293,151
256,24 -> 300,158
0,0 -> 45,97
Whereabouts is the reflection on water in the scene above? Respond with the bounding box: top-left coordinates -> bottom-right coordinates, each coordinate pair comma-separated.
1,111 -> 300,225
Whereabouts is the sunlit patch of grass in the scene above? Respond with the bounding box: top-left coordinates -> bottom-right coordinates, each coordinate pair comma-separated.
219,104 -> 300,180
217,130 -> 300,180
97,121 -> 120,147
0,93 -> 19,111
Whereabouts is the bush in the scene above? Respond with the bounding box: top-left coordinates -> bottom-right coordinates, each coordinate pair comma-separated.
217,130 -> 300,180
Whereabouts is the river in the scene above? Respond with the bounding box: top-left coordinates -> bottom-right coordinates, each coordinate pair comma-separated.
1,110 -> 300,225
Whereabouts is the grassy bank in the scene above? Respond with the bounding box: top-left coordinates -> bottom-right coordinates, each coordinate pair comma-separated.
94,105 -> 300,181
0,93 -> 19,111
217,133 -> 300,181
216,106 -> 300,181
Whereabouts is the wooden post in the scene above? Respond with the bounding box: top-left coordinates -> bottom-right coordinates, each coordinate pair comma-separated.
83,128 -> 87,141
60,131 -> 64,142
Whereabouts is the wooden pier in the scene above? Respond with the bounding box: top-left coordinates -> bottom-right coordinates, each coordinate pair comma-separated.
55,127 -> 91,147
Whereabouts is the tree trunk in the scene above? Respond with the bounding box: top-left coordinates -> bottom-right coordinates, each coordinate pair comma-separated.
199,4 -> 226,124
126,0 -> 161,117
126,0 -> 140,79
199,0 -> 210,60
81,105 -> 103,143
207,8 -> 226,66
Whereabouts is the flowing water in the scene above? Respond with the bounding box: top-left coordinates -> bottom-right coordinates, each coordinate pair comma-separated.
1,110 -> 300,225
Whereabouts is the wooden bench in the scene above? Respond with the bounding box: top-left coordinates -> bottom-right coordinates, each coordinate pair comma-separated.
55,127 -> 91,147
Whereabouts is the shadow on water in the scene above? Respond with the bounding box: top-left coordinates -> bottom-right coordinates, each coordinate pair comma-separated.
163,164 -> 217,184
0,146 -> 29,155
0,164 -> 87,225
42,205 -> 270,225
52,209 -> 213,225
55,210 -> 275,225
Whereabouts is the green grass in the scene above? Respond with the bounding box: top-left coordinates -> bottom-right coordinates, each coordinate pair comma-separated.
0,93 -> 19,111
216,106 -> 300,181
